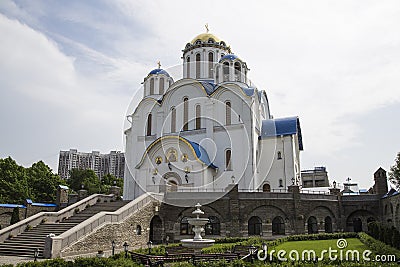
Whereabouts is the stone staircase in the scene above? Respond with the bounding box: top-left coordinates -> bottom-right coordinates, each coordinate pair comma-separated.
0,200 -> 129,258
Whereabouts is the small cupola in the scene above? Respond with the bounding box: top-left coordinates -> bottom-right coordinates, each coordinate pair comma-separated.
182,25 -> 232,80
143,62 -> 174,97
215,54 -> 249,84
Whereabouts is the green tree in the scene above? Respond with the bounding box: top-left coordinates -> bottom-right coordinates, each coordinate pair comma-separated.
68,169 -> 101,194
101,174 -> 123,188
26,161 -> 65,202
389,152 -> 400,190
0,157 -> 30,203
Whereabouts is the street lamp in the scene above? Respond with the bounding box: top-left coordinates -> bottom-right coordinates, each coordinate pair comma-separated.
262,242 -> 267,253
291,177 -> 295,185
147,241 -> 153,255
123,242 -> 129,258
111,240 -> 115,256
34,248 -> 39,262
248,245 -> 257,263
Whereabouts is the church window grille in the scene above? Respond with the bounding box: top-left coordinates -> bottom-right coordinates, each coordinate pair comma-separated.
186,56 -> 190,77
195,105 -> 201,129
208,52 -> 214,78
159,78 -> 164,94
225,101 -> 231,125
150,78 -> 154,95
146,114 -> 152,136
234,62 -> 241,81
171,107 -> 176,133
183,97 -> 189,131
225,149 -> 232,170
196,53 -> 201,78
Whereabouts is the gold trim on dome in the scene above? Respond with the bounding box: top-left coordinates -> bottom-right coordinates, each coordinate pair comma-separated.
191,33 -> 221,44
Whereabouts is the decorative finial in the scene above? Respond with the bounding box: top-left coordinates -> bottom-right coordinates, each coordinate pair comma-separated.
205,23 -> 209,33
157,61 -> 161,69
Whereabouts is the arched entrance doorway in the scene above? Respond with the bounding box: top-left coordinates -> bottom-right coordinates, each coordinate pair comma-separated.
307,216 -> 318,234
248,216 -> 262,236
272,216 -> 285,235
353,218 -> 362,233
325,216 -> 332,233
149,216 -> 163,244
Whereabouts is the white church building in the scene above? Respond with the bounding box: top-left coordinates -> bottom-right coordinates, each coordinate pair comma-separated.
123,31 -> 303,200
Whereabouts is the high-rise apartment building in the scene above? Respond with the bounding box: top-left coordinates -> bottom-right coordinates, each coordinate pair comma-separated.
58,149 -> 125,180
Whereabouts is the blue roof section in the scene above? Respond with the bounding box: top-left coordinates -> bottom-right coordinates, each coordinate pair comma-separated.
260,117 -> 304,150
219,54 -> 238,62
182,137 -> 218,169
0,204 -> 26,208
200,81 -> 217,95
148,68 -> 170,77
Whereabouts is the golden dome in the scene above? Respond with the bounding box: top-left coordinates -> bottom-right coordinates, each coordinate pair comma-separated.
190,33 -> 221,44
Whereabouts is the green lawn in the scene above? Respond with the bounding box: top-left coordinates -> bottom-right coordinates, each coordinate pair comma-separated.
271,238 -> 369,261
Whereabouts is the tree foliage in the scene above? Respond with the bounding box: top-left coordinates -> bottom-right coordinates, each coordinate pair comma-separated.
101,173 -> 123,188
27,161 -> 66,202
67,168 -> 101,194
389,152 -> 400,190
0,157 -> 30,203
0,157 -> 63,204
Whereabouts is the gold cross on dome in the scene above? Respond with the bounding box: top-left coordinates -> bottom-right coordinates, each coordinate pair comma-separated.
205,23 -> 209,33
157,61 -> 161,69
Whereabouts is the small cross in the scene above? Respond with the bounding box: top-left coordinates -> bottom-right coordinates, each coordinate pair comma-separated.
346,177 -> 351,183
157,61 -> 161,69
205,23 -> 209,33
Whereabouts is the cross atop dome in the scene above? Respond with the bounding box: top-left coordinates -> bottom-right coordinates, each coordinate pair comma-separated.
205,23 -> 209,33
157,61 -> 161,69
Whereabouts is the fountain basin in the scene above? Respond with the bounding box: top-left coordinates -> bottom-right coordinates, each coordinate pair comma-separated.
181,238 -> 215,249
187,218 -> 209,226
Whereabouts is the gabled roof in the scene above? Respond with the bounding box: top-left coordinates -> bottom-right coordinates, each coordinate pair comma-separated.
260,117 -> 303,150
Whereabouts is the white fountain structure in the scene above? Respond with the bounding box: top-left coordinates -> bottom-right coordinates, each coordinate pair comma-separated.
181,203 -> 215,253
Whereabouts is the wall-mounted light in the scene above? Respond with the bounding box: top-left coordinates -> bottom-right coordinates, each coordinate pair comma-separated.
185,174 -> 189,183
152,176 -> 155,184
291,177 -> 295,185
333,181 -> 337,188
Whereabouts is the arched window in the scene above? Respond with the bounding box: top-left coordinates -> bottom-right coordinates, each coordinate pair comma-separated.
159,77 -> 164,95
234,62 -> 241,81
195,105 -> 201,129
263,184 -> 271,192
205,216 -> 220,235
277,151 -> 282,160
248,216 -> 262,235
208,52 -> 214,78
186,56 -> 190,77
225,149 -> 232,170
180,217 -> 193,235
279,179 -> 283,188
325,216 -> 332,233
146,114 -> 152,136
307,216 -> 318,234
272,216 -> 285,235
196,53 -> 201,79
223,62 -> 229,82
183,97 -> 188,131
225,101 -> 231,125
150,78 -> 154,95
171,107 -> 176,133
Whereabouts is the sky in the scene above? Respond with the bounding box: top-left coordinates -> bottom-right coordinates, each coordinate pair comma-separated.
0,0 -> 399,189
